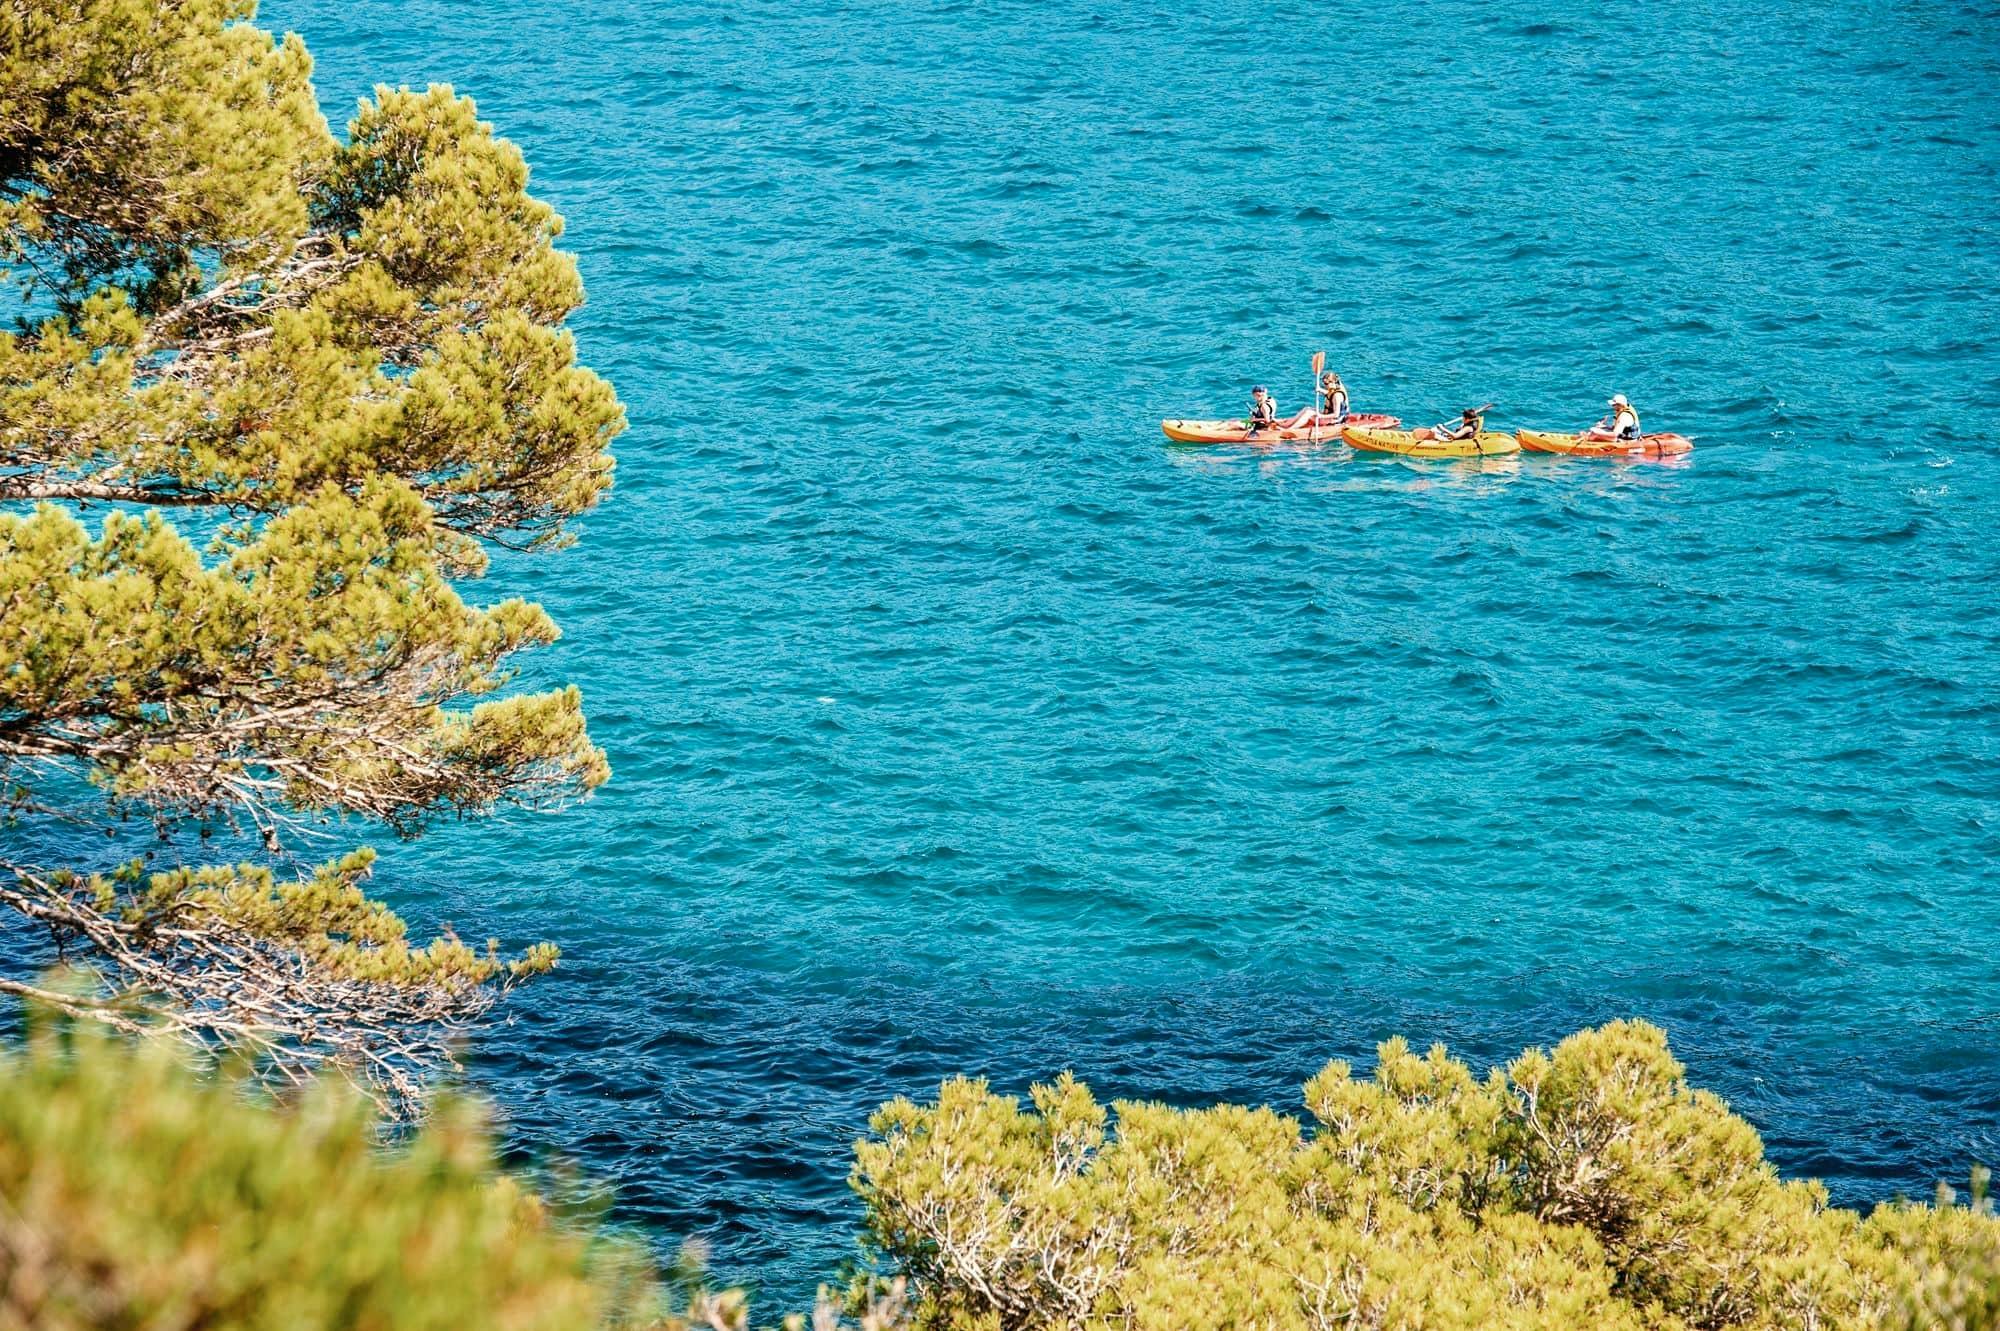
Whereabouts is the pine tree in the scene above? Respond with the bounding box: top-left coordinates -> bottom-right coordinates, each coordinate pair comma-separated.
0,0 -> 622,1103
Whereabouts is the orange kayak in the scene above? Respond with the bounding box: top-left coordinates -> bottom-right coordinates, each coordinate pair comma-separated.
1517,430 -> 1694,458
1162,412 -> 1401,444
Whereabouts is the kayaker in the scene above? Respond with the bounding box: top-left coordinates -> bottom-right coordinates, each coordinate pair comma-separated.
1585,394 -> 1642,441
1278,372 -> 1348,429
1433,406 -> 1485,441
1319,371 -> 1349,424
1246,386 -> 1278,435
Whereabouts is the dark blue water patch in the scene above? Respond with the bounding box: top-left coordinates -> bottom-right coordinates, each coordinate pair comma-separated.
457,953 -> 2000,1295
222,0 -> 2000,1305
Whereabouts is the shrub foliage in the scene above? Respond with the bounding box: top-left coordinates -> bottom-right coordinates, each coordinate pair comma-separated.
0,1020 -> 922,1331
854,1021 -> 2000,1330
0,1022 -> 635,1331
0,1019 -> 1987,1331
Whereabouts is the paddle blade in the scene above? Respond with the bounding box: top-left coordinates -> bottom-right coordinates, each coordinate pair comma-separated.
1311,351 -> 1325,376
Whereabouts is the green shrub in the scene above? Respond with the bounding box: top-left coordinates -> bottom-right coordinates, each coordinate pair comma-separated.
854,1021 -> 2000,1330
0,1021 -> 647,1331
0,1018 -> 928,1331
4,1017 -> 1989,1331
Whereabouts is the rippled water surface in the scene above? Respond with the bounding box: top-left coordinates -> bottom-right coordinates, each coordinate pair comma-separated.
268,0 -> 2000,1297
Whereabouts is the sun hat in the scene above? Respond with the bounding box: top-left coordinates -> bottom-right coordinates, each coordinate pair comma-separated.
1609,393 -> 1629,407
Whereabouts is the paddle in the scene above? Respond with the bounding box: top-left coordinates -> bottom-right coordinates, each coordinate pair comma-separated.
1309,350 -> 1325,445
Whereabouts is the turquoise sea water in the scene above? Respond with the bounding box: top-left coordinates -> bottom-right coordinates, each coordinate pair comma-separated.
267,0 -> 1998,1297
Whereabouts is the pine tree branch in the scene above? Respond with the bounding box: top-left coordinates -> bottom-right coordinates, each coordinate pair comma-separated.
0,860 -> 511,1114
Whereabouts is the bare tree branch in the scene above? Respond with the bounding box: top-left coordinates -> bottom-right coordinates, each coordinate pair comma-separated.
0,861 -> 517,1113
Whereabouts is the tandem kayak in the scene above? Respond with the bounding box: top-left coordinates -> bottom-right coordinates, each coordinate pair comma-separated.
1161,412 -> 1401,444
1341,426 -> 1521,458
1516,430 -> 1694,458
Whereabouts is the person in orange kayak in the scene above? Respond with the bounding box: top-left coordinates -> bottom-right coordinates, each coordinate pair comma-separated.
1433,405 -> 1485,441
1278,370 -> 1348,429
1584,393 -> 1641,441
1319,371 -> 1349,424
1246,385 -> 1279,435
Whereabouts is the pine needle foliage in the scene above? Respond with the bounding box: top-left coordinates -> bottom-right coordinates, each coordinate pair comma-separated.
0,0 -> 622,1102
0,1021 -> 620,1331
0,1020 -> 912,1331
853,1021 -> 2000,1331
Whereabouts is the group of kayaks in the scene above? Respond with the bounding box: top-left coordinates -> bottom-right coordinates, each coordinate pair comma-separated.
1161,415 -> 1693,459
1161,361 -> 1692,459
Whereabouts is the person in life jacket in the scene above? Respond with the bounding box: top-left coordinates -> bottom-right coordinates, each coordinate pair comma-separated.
1586,394 -> 1641,441
1434,405 -> 1485,441
1318,371 -> 1349,424
1279,371 -> 1349,429
1246,386 -> 1279,434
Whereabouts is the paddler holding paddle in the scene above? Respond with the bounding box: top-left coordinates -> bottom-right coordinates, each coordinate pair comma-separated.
1318,371 -> 1349,425
1433,403 -> 1491,442
1582,393 -> 1641,442
1279,367 -> 1349,430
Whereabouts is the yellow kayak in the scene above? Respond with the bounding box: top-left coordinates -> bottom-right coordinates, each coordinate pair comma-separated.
1341,427 -> 1520,459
